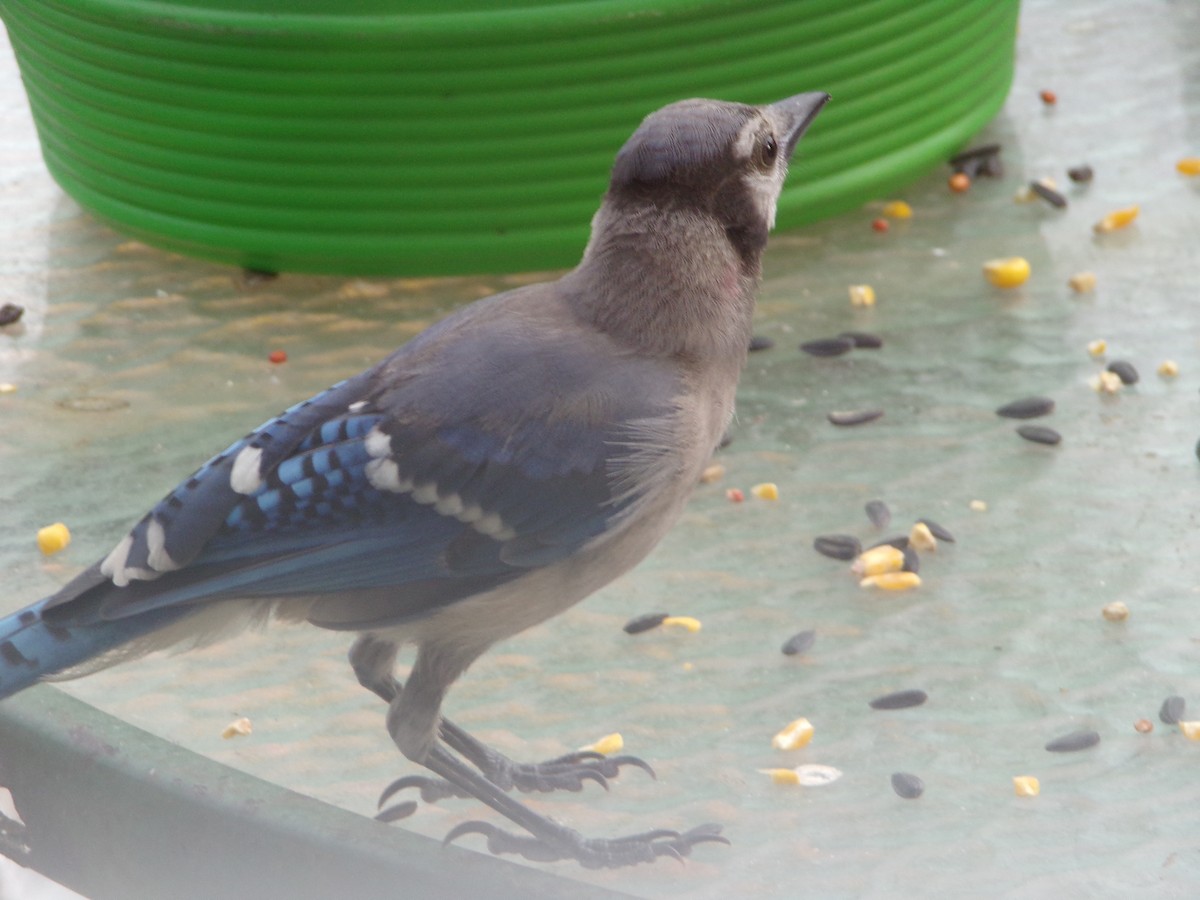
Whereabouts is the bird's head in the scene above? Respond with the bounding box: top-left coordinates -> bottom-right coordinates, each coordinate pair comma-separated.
607,92 -> 829,256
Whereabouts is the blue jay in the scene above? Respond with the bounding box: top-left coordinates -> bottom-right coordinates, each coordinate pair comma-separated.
0,91 -> 828,867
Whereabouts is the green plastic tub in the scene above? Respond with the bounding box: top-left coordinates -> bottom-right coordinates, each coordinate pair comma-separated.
0,0 -> 1020,275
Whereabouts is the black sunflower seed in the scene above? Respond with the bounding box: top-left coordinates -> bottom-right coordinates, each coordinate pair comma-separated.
813,534 -> 862,561
1017,425 -> 1061,445
1067,164 -> 1094,183
0,303 -> 24,327
901,545 -> 920,573
870,535 -> 910,551
837,331 -> 883,349
623,613 -> 669,635
891,772 -> 925,799
870,689 -> 928,710
916,518 -> 956,543
1159,695 -> 1186,725
995,396 -> 1055,419
1044,729 -> 1100,753
827,409 -> 884,427
800,337 -> 855,357
865,500 -> 891,528
1030,180 -> 1067,208
782,629 -> 816,656
748,335 -> 775,352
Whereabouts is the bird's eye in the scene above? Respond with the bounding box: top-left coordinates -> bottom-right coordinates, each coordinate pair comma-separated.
757,135 -> 779,169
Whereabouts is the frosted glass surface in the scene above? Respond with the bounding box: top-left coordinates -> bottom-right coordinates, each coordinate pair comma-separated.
2,1 -> 1199,896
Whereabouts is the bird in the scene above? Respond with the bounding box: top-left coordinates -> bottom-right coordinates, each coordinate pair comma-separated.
0,90 -> 829,868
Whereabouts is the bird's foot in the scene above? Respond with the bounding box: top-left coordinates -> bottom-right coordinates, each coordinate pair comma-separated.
375,749 -> 654,820
442,820 -> 729,869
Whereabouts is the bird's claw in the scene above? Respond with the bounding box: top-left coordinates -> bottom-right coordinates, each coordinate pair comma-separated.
378,774 -> 465,808
442,820 -> 728,869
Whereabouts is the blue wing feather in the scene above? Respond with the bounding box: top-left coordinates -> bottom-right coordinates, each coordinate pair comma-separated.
45,290 -> 680,636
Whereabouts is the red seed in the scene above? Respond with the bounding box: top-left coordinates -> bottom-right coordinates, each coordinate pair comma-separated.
268,350 -> 288,364
949,172 -> 971,193
871,217 -> 889,233
726,488 -> 744,503
1039,89 -> 1057,105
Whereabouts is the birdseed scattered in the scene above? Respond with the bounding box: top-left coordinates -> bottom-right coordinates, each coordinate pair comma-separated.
865,500 -> 891,528
852,544 -> 906,577
623,613 -> 669,635
1016,425 -> 1061,445
726,488 -> 745,503
661,616 -> 702,633
1044,729 -> 1100,753
848,284 -> 876,307
969,499 -> 988,512
908,522 -> 937,552
1013,775 -> 1040,797
268,349 -> 288,364
916,518 -> 956,543
1093,205 -> 1139,233
1157,360 -> 1179,378
36,523 -> 71,556
996,396 -> 1056,419
1067,164 -> 1094,183
1106,360 -> 1139,385
837,331 -> 883,349
1159,696 -> 1186,725
222,717 -> 253,739
1068,271 -> 1097,293
1101,601 -> 1129,622
859,572 -> 921,591
800,337 -> 855,357
781,629 -> 816,656
1030,180 -> 1067,208
772,717 -> 815,750
1179,722 -> 1200,740
0,303 -> 24,327
869,689 -> 928,710
1091,371 -> 1123,394
699,463 -> 725,484
1177,158 -> 1200,176
579,733 -> 624,755
1087,339 -> 1107,357
827,409 -> 884,427
813,534 -> 862,561
748,335 -> 775,352
1134,719 -> 1154,734
882,200 -> 913,219
901,545 -> 920,574
982,256 -> 1031,288
890,772 -> 924,799
751,483 -> 779,500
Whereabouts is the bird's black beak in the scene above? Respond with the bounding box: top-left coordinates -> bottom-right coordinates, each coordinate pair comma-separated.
768,92 -> 831,161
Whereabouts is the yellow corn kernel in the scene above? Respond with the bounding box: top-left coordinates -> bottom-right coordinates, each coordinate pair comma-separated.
1157,360 -> 1179,378
1090,371 -> 1123,394
1013,185 -> 1036,203
851,544 -> 905,577
1068,271 -> 1097,293
1176,158 -> 1200,176
0,382 -> 16,394
36,522 -> 71,556
580,732 -> 624,756
1087,339 -> 1107,357
751,482 -> 779,501
1013,775 -> 1040,797
772,717 -> 814,750
1093,205 -> 1139,233
882,200 -> 913,219
221,717 -> 253,739
982,257 -> 1031,288
760,767 -> 802,785
909,522 -> 937,552
1179,721 -> 1200,740
859,571 -> 922,591
848,284 -> 876,307
699,463 -> 726,484
661,615 -> 702,633
969,499 -> 988,512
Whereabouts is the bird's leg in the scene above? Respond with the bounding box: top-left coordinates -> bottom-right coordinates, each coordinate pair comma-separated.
357,638 -> 725,868
350,635 -> 652,805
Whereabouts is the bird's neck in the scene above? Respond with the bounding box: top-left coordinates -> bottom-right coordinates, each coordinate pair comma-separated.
564,201 -> 760,367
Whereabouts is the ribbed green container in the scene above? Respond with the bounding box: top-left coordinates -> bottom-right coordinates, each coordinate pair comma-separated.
0,0 -> 1019,276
